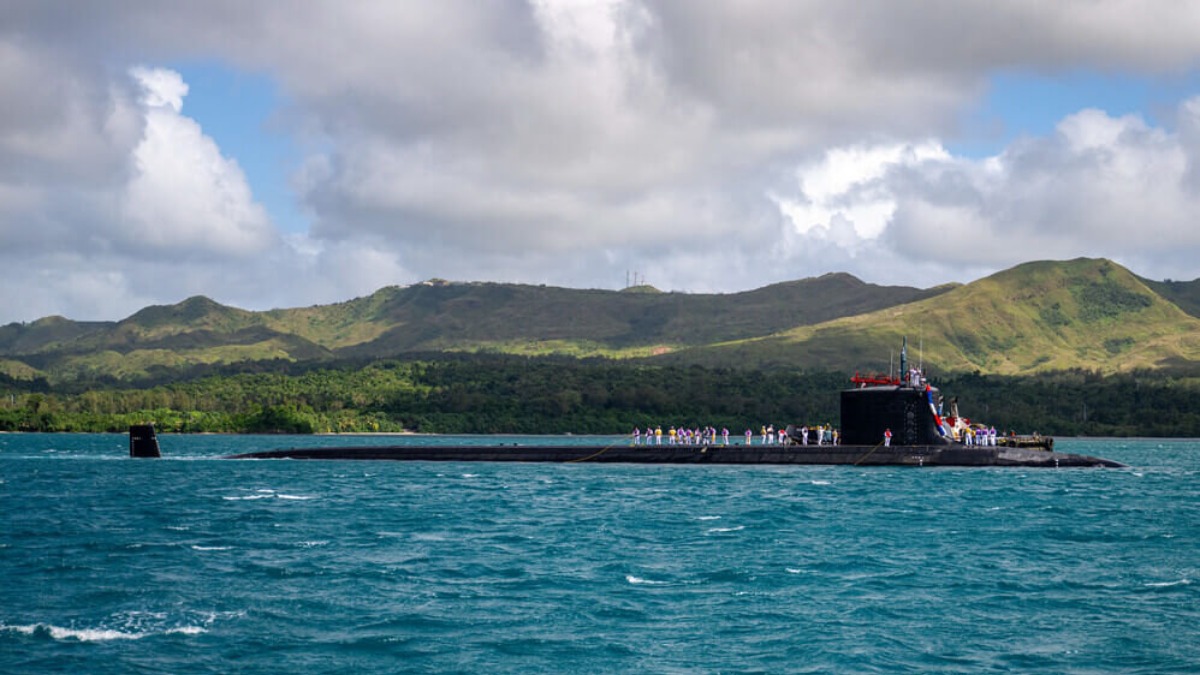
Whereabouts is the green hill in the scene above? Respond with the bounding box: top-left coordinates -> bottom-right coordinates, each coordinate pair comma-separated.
0,259 -> 1196,383
0,296 -> 330,381
678,258 -> 1200,374
330,273 -> 949,359
0,274 -> 942,382
1139,276 -> 1200,320
0,316 -> 112,354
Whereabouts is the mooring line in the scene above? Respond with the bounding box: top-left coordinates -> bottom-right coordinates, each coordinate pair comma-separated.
853,440 -> 887,466
567,439 -> 623,463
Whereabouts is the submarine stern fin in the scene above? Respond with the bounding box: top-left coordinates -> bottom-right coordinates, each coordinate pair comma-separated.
129,424 -> 162,458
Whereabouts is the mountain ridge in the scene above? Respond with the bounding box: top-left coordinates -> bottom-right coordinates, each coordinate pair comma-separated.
1,259 -> 1197,383
671,258 -> 1200,374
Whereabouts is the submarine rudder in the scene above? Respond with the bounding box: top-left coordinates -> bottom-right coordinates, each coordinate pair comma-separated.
129,424 -> 162,458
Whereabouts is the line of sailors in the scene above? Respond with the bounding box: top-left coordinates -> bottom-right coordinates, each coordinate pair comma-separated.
957,425 -> 1000,446
631,424 -> 839,447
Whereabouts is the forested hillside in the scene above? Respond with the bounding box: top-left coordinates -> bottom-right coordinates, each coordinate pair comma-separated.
2,355 -> 1198,437
1,258 -> 1198,437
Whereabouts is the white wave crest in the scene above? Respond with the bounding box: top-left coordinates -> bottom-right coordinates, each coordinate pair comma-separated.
706,525 -> 745,534
625,575 -> 669,585
1,623 -> 208,642
2,608 -> 238,645
1144,578 -> 1191,588
223,490 -> 315,501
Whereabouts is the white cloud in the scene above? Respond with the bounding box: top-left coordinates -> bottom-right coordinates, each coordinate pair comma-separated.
794,103 -> 1200,284
777,142 -> 950,242
0,40 -> 142,189
4,2 -> 1200,323
120,66 -> 276,257
129,66 -> 187,112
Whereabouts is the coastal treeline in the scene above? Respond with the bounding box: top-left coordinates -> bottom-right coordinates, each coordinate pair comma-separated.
0,355 -> 1198,436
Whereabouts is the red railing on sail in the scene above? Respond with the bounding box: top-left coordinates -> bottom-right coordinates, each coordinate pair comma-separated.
850,372 -> 901,387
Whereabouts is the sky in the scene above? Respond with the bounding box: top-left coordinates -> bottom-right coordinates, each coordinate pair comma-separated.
4,1 -> 1200,325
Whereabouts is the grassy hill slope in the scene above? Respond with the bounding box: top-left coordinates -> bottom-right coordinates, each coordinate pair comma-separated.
0,259 -> 1195,383
1140,276 -> 1200,320
0,297 -> 330,382
678,259 -> 1200,374
333,274 -> 949,358
0,275 -> 942,382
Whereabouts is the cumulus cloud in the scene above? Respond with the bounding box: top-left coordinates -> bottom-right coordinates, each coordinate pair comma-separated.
778,142 -> 951,242
269,0 -> 1200,292
0,60 -> 297,320
0,40 -> 142,188
775,103 -> 1200,285
120,66 -> 276,257
4,1 -> 1200,323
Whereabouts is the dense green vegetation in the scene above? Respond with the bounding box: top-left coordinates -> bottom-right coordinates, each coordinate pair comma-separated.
1,259 -> 1196,437
3,259 -> 1198,385
2,355 -> 1198,437
937,368 -> 1200,437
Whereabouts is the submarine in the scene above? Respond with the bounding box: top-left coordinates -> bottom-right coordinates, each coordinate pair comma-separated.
128,370 -> 1125,468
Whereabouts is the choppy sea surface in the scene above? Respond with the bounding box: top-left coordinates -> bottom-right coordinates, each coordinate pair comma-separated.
1,434 -> 1197,673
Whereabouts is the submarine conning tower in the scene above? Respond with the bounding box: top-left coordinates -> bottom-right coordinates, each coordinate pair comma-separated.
129,424 -> 161,458
840,381 -> 952,447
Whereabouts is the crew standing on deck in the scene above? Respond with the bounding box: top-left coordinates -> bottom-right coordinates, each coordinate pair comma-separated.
884,428 -> 892,446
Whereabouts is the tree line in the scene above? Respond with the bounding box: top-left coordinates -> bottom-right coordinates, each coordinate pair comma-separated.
1,355 -> 1198,436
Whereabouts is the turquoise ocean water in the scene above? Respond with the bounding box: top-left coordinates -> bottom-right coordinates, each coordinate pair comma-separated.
1,434 -> 1197,673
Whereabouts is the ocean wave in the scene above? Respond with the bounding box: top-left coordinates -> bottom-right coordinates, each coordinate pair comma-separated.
12,624 -> 146,641
1,623 -> 207,642
1143,578 -> 1191,588
222,490 -> 316,501
191,545 -> 231,551
3,435 -> 1196,673
625,575 -> 669,586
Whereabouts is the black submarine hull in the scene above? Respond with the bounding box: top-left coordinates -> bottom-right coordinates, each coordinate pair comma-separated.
129,377 -> 1127,467
224,444 -> 1125,467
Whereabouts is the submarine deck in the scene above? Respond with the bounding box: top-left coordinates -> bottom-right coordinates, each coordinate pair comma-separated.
226,444 -> 1125,467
